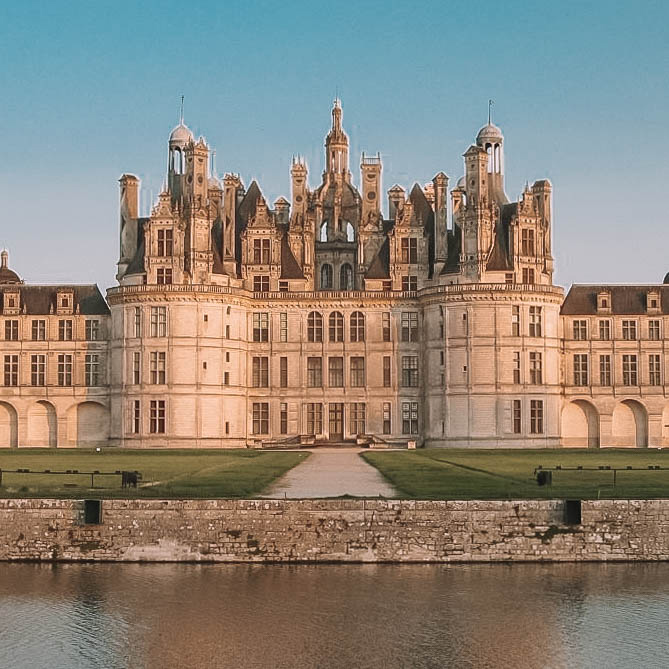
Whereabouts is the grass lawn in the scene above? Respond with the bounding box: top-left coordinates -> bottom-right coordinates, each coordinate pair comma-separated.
362,448 -> 669,500
0,449 -> 307,499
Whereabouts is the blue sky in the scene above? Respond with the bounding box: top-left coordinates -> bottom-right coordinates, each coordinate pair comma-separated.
1,0 -> 668,290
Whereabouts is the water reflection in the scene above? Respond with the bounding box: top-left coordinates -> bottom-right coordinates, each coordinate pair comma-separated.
0,563 -> 668,668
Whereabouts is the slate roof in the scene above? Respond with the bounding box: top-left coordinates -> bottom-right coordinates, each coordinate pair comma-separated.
1,285 -> 109,315
486,203 -> 515,272
561,285 -> 669,315
365,238 -> 390,279
280,235 -> 304,279
125,218 -> 148,275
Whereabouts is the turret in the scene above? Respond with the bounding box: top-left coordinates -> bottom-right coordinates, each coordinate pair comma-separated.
167,121 -> 194,204
388,185 -> 405,220
184,138 -> 209,204
324,99 -> 350,182
360,152 -> 382,226
291,158 -> 308,218
476,121 -> 507,206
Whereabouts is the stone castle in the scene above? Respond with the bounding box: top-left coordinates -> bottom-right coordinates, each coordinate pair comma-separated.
0,102 -> 666,449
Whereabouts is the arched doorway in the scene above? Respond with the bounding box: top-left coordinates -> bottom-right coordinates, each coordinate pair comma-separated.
27,401 -> 57,447
611,400 -> 648,448
0,402 -> 18,448
561,400 -> 599,448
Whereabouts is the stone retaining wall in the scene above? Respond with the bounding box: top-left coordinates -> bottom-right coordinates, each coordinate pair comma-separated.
1,498 -> 668,563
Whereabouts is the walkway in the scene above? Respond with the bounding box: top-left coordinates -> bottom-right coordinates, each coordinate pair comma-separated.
262,448 -> 397,499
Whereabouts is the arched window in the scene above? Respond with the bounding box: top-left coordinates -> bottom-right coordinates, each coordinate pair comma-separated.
320,221 -> 328,242
321,263 -> 333,290
350,311 -> 365,342
346,222 -> 355,242
307,311 -> 323,343
340,263 -> 353,291
329,311 -> 344,342
172,148 -> 184,175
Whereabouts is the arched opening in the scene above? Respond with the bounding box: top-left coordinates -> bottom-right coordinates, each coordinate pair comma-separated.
340,263 -> 353,291
329,311 -> 344,342
485,143 -> 493,172
27,401 -> 57,447
561,400 -> 599,448
350,311 -> 365,342
307,311 -> 323,342
346,222 -> 355,242
320,264 -> 333,290
319,221 -> 328,242
0,402 -> 18,448
75,402 -> 110,448
611,399 -> 648,448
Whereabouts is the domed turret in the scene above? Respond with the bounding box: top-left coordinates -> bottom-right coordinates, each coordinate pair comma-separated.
476,122 -> 503,146
0,250 -> 22,284
169,122 -> 194,145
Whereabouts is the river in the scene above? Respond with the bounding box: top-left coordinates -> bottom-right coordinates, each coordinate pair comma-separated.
0,562 -> 668,668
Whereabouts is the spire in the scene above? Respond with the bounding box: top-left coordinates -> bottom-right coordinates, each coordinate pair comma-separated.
180,95 -> 184,125
332,97 -> 342,134
488,98 -> 494,125
1,249 -> 7,269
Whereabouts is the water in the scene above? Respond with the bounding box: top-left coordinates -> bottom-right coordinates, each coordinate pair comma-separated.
0,563 -> 668,669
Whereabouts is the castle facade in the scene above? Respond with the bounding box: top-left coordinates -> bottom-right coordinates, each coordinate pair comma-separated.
0,103 -> 666,449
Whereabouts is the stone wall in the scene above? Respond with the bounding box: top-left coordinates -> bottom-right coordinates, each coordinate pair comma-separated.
1,498 -> 669,563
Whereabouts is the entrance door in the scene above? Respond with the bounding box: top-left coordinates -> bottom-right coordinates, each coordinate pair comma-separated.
329,403 -> 344,441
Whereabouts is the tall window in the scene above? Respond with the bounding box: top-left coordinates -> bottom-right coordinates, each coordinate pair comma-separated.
307,357 -> 322,387
401,312 -> 418,342
513,352 -> 521,384
649,320 -> 661,341
340,264 -> 353,290
529,352 -> 542,384
383,356 -> 391,387
402,401 -> 418,434
401,275 -> 418,291
599,355 -> 612,386
622,320 -> 637,341
280,357 -> 288,388
649,354 -> 661,386
58,319 -> 73,341
522,268 -> 535,284
134,306 -> 142,338
573,320 -> 587,340
150,400 -> 166,434
85,354 -> 100,386
599,320 -> 610,341
280,312 -> 288,342
307,312 -> 323,342
150,307 -> 167,337
131,400 -> 141,434
157,229 -> 173,256
150,351 -> 166,384
85,319 -> 99,341
521,229 -> 535,256
253,313 -> 269,342
400,237 -> 418,264
512,306 -> 520,336
530,400 -> 544,434
253,238 -> 270,264
252,403 -> 269,434
328,357 -> 344,387
529,306 -> 542,337
382,402 -> 392,435
320,264 -> 333,290
133,351 -> 141,385
31,354 -> 46,386
382,312 -> 391,341
253,275 -> 270,292
401,356 -> 419,387
513,399 -> 522,434
306,403 -> 323,435
329,312 -> 344,342
350,311 -> 365,342
349,403 -> 366,435
573,354 -> 589,386
4,320 -> 18,340
622,354 -> 638,386
280,403 -> 288,435
32,319 -> 46,341
350,357 -> 365,387
157,268 -> 173,285
57,354 -> 72,386
3,355 -> 18,386
252,356 -> 269,387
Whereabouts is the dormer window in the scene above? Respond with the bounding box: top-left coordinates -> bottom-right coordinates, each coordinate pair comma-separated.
253,238 -> 271,265
2,290 -> 20,315
647,291 -> 661,313
597,291 -> 611,313
56,290 -> 74,315
400,238 -> 418,264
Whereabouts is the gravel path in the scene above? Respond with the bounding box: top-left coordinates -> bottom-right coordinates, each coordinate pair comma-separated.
261,448 -> 397,499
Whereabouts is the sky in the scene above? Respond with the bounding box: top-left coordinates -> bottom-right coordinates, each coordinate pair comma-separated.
1,0 -> 668,292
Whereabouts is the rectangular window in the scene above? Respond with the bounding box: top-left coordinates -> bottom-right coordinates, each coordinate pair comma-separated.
3,354 -> 18,386
521,229 -> 535,256
57,354 -> 72,387
512,306 -> 520,336
134,307 -> 142,337
350,357 -> 365,387
307,357 -> 322,387
132,400 -> 141,434
4,320 -> 18,341
85,319 -> 100,341
529,352 -> 542,385
149,400 -> 166,434
253,238 -> 271,264
649,320 -> 661,341
513,399 -> 522,434
253,312 -> 269,342
58,319 -> 73,341
599,354 -> 612,386
401,312 -> 418,342
306,403 -> 323,435
505,273 -> 514,285
400,237 -> 418,264
573,354 -> 589,386
530,400 -> 544,434
402,401 -> 419,435
328,357 -> 344,387
224,371 -> 230,386
252,356 -> 269,387
279,281 -> 288,292
150,307 -> 167,337
522,268 -> 535,284
649,354 -> 661,386
85,354 -> 100,386
401,356 -> 419,387
280,312 -> 287,342
382,402 -> 392,435
31,354 -> 46,386
133,351 -> 141,385
382,312 -> 391,342
529,306 -> 542,337
383,356 -> 391,388
149,351 -> 166,384
253,275 -> 270,292
349,402 -> 366,435
157,268 -> 173,285
513,351 -> 521,384
280,403 -> 288,435
252,402 -> 269,435
573,319 -> 587,340
32,319 -> 46,341
280,357 -> 288,388
157,229 -> 173,256
599,319 -> 610,341
401,275 -> 418,291
622,320 -> 637,341
622,354 -> 638,386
